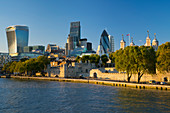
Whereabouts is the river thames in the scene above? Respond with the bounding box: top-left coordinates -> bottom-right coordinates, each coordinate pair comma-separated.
0,78 -> 169,113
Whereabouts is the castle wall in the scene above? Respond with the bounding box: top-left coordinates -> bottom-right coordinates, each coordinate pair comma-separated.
90,69 -> 170,82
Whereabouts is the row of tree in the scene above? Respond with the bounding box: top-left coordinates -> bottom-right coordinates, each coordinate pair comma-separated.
109,42 -> 170,83
75,54 -> 109,66
2,56 -> 50,76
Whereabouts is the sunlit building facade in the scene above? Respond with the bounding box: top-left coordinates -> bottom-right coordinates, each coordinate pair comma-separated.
6,25 -> 29,54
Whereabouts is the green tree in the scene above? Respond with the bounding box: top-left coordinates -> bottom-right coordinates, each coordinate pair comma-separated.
20,58 -> 28,62
14,61 -> 26,74
2,62 -> 12,74
89,54 -> 100,64
114,46 -> 156,83
9,61 -> 17,73
75,56 -> 81,63
156,42 -> 170,73
109,52 -> 115,63
133,46 -> 156,83
81,55 -> 90,63
101,54 -> 109,66
24,58 -> 37,76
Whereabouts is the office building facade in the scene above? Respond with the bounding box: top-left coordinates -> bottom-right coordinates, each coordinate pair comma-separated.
6,25 -> 29,54
108,35 -> 114,52
100,30 -> 110,54
70,21 -> 81,49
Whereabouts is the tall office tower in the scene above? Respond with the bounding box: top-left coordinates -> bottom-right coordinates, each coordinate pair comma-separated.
65,43 -> 68,56
120,34 -> 126,49
130,37 -> 135,46
145,30 -> 151,46
6,25 -> 29,54
99,30 -> 110,54
70,21 -> 81,49
108,35 -> 114,52
87,42 -> 92,51
65,34 -> 74,55
152,33 -> 159,51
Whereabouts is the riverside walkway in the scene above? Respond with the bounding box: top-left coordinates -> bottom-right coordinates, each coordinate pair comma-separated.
1,75 -> 170,91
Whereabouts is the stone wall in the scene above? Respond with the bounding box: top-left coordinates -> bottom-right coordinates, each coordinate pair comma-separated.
90,69 -> 170,82
48,62 -> 96,78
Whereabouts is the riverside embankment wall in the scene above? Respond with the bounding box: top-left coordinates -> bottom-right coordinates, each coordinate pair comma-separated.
90,69 -> 170,82
3,76 -> 169,91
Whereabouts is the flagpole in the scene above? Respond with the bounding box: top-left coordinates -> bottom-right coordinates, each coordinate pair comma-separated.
129,33 -> 130,46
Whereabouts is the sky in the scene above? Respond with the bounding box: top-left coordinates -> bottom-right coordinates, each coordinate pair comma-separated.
0,0 -> 170,52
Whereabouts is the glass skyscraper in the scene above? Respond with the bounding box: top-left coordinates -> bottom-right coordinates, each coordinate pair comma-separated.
6,25 -> 29,54
100,30 -> 110,54
70,21 -> 81,49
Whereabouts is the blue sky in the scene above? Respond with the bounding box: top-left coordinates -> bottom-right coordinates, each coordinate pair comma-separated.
0,0 -> 170,52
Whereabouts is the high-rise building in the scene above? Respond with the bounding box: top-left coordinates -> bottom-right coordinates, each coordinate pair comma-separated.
70,21 -> 81,49
6,25 -> 29,54
96,44 -> 105,56
108,35 -> 114,52
99,30 -> 110,54
120,34 -> 126,49
65,34 -> 74,56
87,42 -> 92,51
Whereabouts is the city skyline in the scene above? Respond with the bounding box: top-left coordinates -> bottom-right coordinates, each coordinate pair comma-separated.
0,0 -> 170,52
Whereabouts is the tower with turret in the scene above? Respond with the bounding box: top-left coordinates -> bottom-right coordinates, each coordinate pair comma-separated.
152,33 -> 159,51
130,37 -> 135,46
120,34 -> 126,49
145,30 -> 151,46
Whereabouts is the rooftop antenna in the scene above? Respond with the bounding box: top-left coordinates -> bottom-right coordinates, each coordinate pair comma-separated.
131,37 -> 133,42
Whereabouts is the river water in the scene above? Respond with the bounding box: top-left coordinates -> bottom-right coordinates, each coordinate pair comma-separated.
0,78 -> 169,113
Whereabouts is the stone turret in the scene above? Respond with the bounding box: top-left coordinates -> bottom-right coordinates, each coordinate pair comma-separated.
120,34 -> 126,49
130,37 -> 135,46
145,30 -> 151,46
152,33 -> 159,51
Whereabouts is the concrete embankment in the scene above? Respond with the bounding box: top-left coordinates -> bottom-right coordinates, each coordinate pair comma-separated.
2,76 -> 170,91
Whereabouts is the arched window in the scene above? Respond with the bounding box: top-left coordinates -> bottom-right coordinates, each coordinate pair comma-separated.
93,72 -> 97,78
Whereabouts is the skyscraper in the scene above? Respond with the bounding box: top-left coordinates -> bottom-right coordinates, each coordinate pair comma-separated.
100,30 -> 110,54
70,21 -> 81,49
108,35 -> 114,52
6,25 -> 29,54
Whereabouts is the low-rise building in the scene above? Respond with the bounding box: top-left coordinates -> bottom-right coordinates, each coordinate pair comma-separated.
10,52 -> 43,62
47,61 -> 96,78
0,53 -> 10,72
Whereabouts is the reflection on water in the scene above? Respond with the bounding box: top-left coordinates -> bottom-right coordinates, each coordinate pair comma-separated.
0,78 -> 169,113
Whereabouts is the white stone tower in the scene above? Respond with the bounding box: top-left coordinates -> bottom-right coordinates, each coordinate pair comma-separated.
120,34 -> 126,49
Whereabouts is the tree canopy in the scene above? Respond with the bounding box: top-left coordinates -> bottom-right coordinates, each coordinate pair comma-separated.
2,56 -> 50,76
101,54 -> 109,66
112,46 -> 156,83
156,42 -> 170,73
